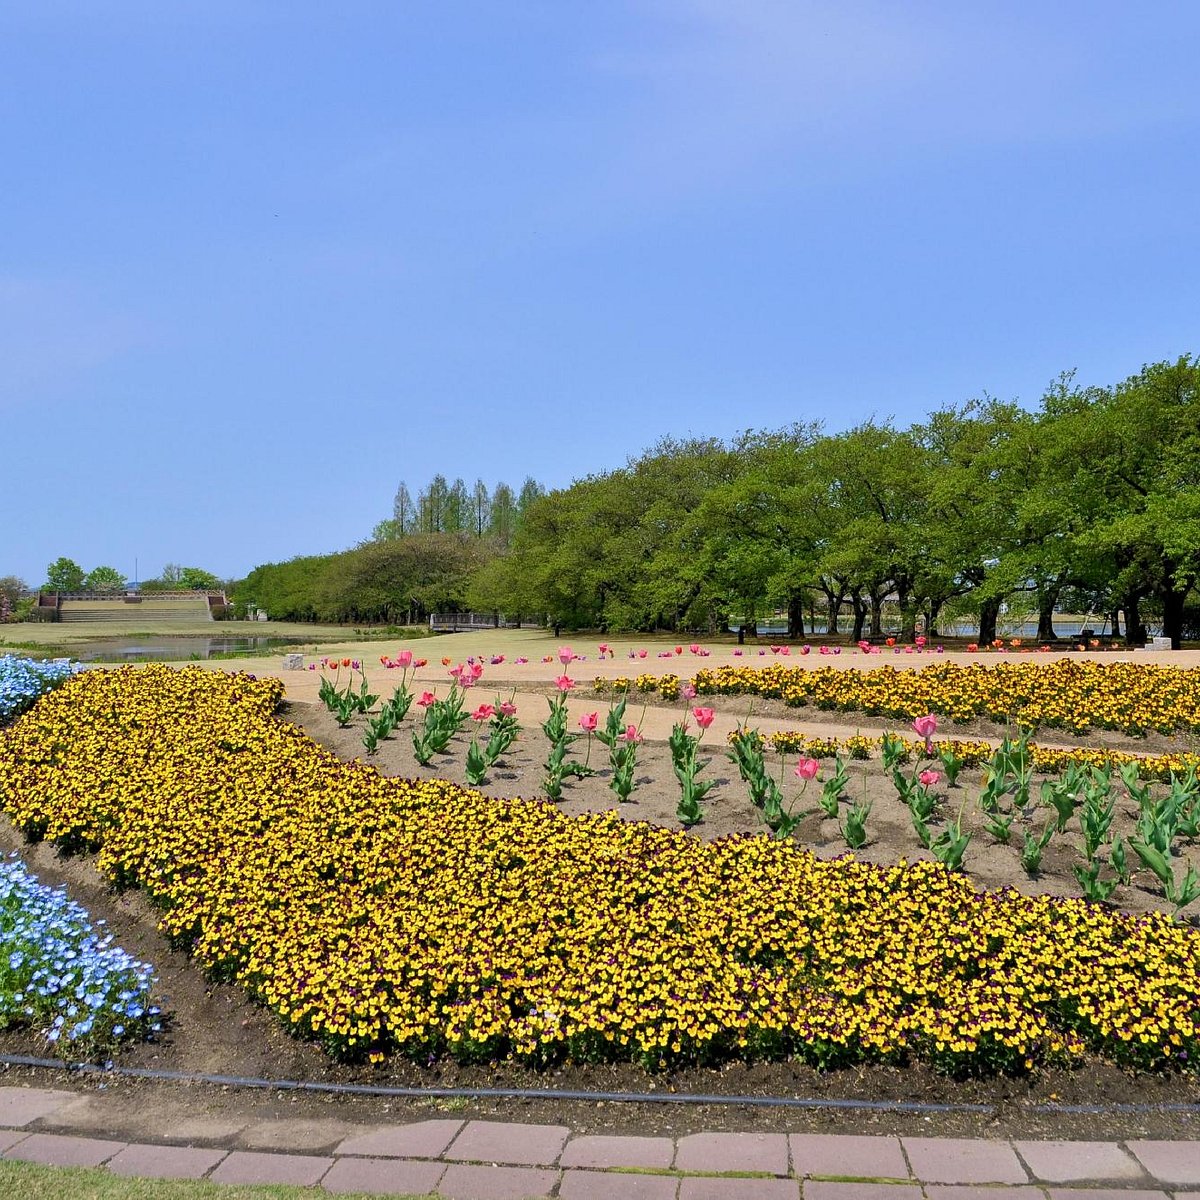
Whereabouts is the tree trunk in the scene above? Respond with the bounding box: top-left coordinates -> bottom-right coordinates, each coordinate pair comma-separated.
869,591 -> 884,638
978,597 -> 1001,646
787,594 -> 806,639
894,579 -> 917,641
1109,610 -> 1122,639
1163,585 -> 1186,650
927,599 -> 943,637
1124,594 -> 1144,646
850,594 -> 867,642
737,624 -> 747,645
1036,597 -> 1058,642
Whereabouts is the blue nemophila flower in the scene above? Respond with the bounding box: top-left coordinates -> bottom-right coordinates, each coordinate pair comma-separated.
0,853 -> 160,1056
0,655 -> 78,722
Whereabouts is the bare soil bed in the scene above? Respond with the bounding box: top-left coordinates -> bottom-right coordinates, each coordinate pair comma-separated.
5,696 -> 1200,1141
290,698 -> 1200,917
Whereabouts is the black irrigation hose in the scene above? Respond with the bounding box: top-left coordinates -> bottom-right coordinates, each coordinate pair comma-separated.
0,1053 -> 991,1114
7,1053 -> 1200,1117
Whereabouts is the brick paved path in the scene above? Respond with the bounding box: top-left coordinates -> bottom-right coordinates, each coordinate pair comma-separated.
6,1085 -> 1200,1197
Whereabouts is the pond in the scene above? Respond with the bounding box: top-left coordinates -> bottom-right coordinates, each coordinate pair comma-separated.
63,636 -> 314,663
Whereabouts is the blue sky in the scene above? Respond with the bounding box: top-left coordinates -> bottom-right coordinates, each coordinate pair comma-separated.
4,1 -> 1198,585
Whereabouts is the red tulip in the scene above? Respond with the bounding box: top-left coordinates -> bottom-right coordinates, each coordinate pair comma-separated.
555,674 -> 574,692
417,691 -> 436,707
691,706 -> 715,729
919,769 -> 940,788
470,704 -> 495,722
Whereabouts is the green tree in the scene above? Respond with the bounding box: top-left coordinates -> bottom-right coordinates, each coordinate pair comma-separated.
487,482 -> 519,548
83,565 -> 126,592
45,557 -> 86,592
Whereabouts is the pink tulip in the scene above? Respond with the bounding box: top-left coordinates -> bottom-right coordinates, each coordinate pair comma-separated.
469,661 -> 484,678
733,649 -> 743,656
515,657 -> 528,664
417,691 -> 436,707
919,769 -> 940,788
794,757 -> 820,781
800,645 -> 811,655
555,674 -> 574,692
680,682 -> 697,701
638,649 -> 648,659
691,706 -> 715,729
912,714 -> 938,741
397,650 -> 413,668
621,724 -> 642,743
471,704 -> 495,722
558,646 -> 575,666
689,643 -> 701,654
490,654 -> 504,665
579,712 -> 599,732
449,664 -> 463,678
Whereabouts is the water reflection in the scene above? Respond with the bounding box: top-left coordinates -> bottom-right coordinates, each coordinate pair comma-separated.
71,636 -> 312,662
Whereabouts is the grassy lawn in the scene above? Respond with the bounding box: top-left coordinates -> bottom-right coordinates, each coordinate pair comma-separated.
0,1161 -> 432,1199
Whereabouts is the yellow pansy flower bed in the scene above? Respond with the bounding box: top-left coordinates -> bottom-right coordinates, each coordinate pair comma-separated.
758,731 -> 1200,782
3,665 -> 1200,1075
665,661 -> 1200,736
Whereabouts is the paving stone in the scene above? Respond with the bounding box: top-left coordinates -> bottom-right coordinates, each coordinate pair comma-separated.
209,1149 -> 333,1187
902,1137 -> 1029,1185
237,1116 -> 363,1152
1044,1190 -> 1169,1200
1129,1139 -> 1200,1185
323,1156 -> 446,1195
925,1188 -> 1045,1200
336,1119 -> 465,1159
5,1132 -> 126,1168
560,1134 -> 675,1170
677,1178 -> 799,1200
106,1143 -> 228,1180
436,1162 -> 558,1199
559,1169 -> 679,1199
789,1133 -> 907,1180
1015,1139 -> 1143,1183
674,1131 -> 790,1176
445,1120 -> 570,1166
802,1184 -> 920,1200
0,1087 -> 77,1128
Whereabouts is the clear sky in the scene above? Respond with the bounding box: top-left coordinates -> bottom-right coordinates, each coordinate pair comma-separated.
4,1 -> 1198,586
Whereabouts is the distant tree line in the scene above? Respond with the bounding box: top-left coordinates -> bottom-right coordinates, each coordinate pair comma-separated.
477,357 -> 1200,647
235,477 -> 545,624
233,357 -> 1199,645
